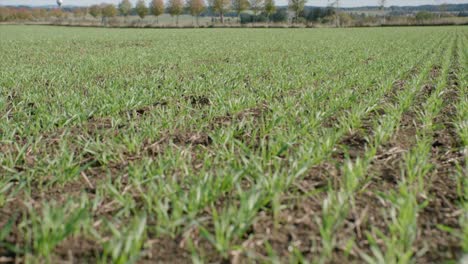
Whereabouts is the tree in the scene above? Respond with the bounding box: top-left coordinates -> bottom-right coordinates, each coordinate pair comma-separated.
232,0 -> 249,22
14,8 -> 34,20
49,8 -> 64,18
288,0 -> 306,23
378,0 -> 386,10
306,7 -> 322,22
119,0 -> 132,17
101,4 -> 117,25
89,4 -> 102,18
440,3 -> 448,13
32,8 -> 48,19
150,0 -> 165,23
249,0 -> 264,22
102,4 -> 118,17
168,0 -> 184,25
438,1 -> 448,18
0,7 -> 11,22
187,0 -> 206,25
72,7 -> 87,18
326,0 -> 340,26
270,8 -> 287,22
102,4 -> 117,18
264,0 -> 276,22
378,0 -> 386,24
210,0 -> 230,24
136,0 -> 149,19
415,11 -> 433,22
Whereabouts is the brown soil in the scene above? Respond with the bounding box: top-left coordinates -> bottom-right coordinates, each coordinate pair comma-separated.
52,236 -> 102,263
333,132 -> 369,160
121,101 -> 169,118
139,236 -> 192,263
210,103 -> 270,129
349,110 -> 418,258
185,95 -> 211,107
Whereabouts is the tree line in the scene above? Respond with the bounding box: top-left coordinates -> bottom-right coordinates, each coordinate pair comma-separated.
0,0 -> 318,25
88,0 -> 284,25
0,0 -> 466,27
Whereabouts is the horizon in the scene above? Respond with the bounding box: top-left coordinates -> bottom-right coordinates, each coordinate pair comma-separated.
1,0 -> 467,8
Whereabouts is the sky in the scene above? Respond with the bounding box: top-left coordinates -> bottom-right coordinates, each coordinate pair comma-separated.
0,0 -> 467,7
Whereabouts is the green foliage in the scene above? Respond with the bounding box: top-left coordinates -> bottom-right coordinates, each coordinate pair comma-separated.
305,7 -> 334,22
240,13 -> 267,23
210,0 -> 231,21
288,0 -> 307,20
168,0 -> 184,17
232,0 -> 249,16
150,0 -> 165,17
26,201 -> 88,258
89,4 -> 102,18
100,215 -> 147,264
264,0 -> 276,18
269,8 -> 288,22
101,4 -> 118,18
118,0 -> 133,17
135,0 -> 149,19
249,0 -> 264,16
0,26 -> 466,263
415,11 -> 434,21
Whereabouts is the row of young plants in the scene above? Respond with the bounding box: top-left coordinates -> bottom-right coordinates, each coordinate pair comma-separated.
191,33 -> 449,261
0,36 -> 398,262
318,34 -> 451,264
0,27 -> 463,262
454,31 -> 468,260
296,32 -> 449,263
8,29 -> 446,262
363,33 -> 457,263
1,28 -> 414,137
0,28 -> 429,188
0,27 -> 388,262
95,28 -> 438,258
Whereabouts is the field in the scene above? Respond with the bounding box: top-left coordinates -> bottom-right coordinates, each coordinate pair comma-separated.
0,25 -> 467,263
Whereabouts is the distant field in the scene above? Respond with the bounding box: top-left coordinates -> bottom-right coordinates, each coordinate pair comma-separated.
0,25 -> 467,263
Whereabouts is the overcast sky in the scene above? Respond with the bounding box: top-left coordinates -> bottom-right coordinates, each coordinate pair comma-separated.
0,0 -> 466,7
